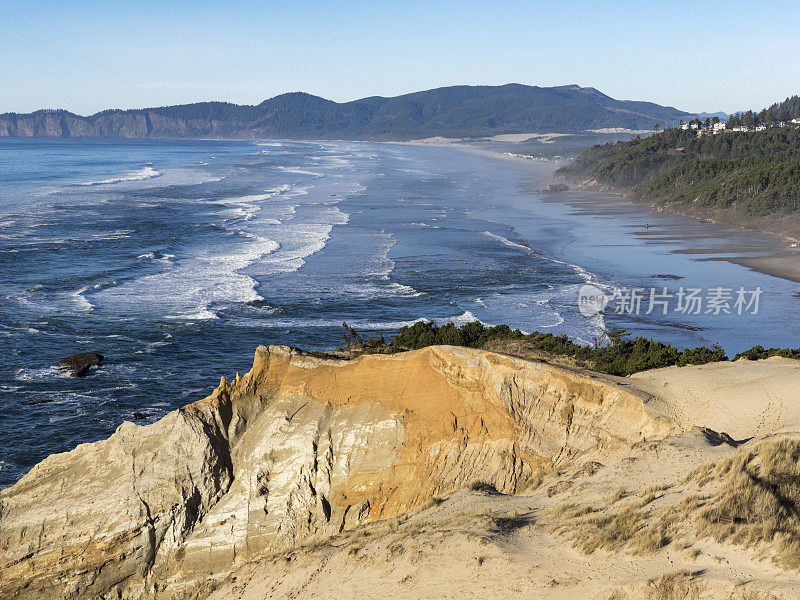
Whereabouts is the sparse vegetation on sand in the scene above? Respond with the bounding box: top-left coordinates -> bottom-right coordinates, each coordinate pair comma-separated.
543,437 -> 800,570
695,438 -> 800,569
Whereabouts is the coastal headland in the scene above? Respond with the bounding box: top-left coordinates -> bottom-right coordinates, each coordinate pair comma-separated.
2,344 -> 800,599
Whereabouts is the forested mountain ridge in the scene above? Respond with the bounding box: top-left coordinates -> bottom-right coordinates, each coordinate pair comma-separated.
557,96 -> 800,237
0,84 -> 694,139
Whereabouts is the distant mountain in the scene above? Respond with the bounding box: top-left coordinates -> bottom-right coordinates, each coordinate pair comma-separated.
696,111 -> 730,121
0,84 -> 696,140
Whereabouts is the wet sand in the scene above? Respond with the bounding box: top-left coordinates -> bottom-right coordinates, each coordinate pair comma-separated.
729,253 -> 800,284
527,174 -> 800,285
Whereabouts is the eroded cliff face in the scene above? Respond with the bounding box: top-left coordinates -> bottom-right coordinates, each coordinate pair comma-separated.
0,111 -> 237,139
0,345 -> 674,599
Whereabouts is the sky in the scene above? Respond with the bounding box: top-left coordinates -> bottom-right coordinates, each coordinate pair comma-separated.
1,0 -> 798,115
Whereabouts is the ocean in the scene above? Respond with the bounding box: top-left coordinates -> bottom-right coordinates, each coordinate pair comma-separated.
1,138 -> 798,488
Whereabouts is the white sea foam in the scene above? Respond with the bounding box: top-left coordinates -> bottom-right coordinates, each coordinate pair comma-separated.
137,251 -> 174,263
87,179 -> 330,321
411,222 -> 441,229
78,166 -> 162,186
166,309 -> 219,321
482,231 -> 534,253
251,206 -> 349,275
434,311 -> 483,326
276,166 -> 324,177
368,234 -> 423,297
218,205 -> 260,222
87,229 -> 135,241
235,316 -> 426,330
382,279 -> 423,297
480,227 -> 614,339
93,230 -> 281,320
71,287 -> 95,311
13,366 -> 64,382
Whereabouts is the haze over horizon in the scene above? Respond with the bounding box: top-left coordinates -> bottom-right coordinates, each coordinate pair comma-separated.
1,0 -> 798,116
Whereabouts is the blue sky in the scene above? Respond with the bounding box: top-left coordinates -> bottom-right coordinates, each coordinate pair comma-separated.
1,0 -> 798,115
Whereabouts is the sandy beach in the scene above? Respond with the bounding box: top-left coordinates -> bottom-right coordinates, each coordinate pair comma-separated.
479,143 -> 800,285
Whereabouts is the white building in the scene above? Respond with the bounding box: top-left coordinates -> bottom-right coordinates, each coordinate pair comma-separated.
712,122 -> 726,133
791,118 -> 800,124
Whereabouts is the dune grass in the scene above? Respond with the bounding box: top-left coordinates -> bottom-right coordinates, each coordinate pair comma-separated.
694,438 -> 800,569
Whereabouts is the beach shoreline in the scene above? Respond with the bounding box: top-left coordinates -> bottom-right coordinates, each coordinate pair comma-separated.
399,139 -> 800,285
561,181 -> 800,285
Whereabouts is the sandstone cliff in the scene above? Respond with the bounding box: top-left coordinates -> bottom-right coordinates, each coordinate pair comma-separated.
0,345 -> 674,599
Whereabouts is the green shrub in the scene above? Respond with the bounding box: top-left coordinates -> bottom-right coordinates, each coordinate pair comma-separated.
388,320 -> 797,376
733,345 -> 800,361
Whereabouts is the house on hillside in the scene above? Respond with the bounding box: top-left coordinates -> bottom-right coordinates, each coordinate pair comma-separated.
712,121 -> 726,134
791,118 -> 800,124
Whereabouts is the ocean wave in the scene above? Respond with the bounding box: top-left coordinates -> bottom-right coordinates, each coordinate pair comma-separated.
434,311 -> 482,327
251,207 -> 349,275
276,166 -> 324,177
232,316 -> 427,330
77,166 -> 162,186
92,231 -> 281,320
480,227 -> 614,339
482,231 -> 534,253
166,308 -> 219,321
383,280 -> 424,297
218,205 -> 260,222
411,222 -> 441,229
87,229 -> 135,241
137,251 -> 174,263
71,287 -> 95,311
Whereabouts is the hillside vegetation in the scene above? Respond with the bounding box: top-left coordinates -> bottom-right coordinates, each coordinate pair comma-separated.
557,96 -> 800,225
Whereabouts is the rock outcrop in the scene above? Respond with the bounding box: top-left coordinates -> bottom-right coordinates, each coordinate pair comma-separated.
58,352 -> 104,377
0,345 -> 674,599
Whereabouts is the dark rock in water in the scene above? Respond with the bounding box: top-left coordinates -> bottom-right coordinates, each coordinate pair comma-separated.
132,412 -> 149,420
58,352 -> 103,377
